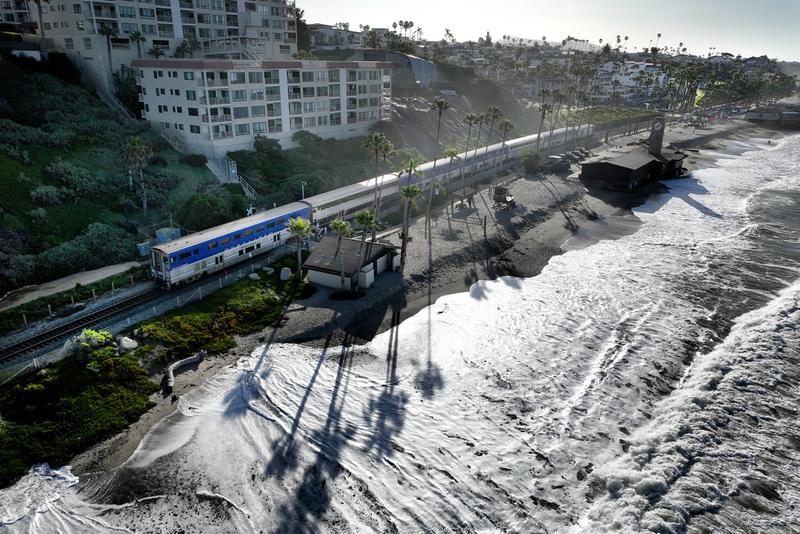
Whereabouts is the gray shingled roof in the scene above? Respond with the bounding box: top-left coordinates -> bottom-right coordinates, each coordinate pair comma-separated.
305,236 -> 393,275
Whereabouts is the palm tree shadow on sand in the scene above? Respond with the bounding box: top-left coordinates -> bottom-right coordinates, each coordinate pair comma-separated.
414,226 -> 446,399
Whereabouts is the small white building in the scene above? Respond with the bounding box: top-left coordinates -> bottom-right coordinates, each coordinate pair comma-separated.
304,236 -> 397,291
308,23 -> 363,50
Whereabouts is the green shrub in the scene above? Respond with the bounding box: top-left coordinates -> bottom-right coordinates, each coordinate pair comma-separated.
26,207 -> 47,224
149,155 -> 168,166
30,185 -> 63,206
180,153 -> 208,167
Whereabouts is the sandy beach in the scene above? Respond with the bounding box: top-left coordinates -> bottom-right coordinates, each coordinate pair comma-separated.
69,118 -> 779,476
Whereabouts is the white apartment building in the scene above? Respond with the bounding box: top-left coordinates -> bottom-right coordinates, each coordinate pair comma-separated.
1,0 -> 33,26
33,0 -> 297,90
134,58 -> 393,157
308,23 -> 363,50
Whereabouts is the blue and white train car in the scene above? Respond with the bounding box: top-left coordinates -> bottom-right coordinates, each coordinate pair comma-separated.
150,202 -> 310,288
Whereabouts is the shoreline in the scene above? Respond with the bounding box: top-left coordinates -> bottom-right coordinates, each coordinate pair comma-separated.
68,119 -> 779,476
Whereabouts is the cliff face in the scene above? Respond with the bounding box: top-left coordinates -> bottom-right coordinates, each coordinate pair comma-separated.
386,92 -> 544,160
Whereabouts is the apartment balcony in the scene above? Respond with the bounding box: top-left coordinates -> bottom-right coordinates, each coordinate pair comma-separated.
93,9 -> 117,19
213,130 -> 233,139
199,78 -> 229,87
156,14 -> 172,22
138,93 -> 144,102
181,16 -> 195,24
179,0 -> 193,8
224,2 -> 237,13
200,96 -> 230,105
206,114 -> 232,123
155,0 -> 170,6
158,30 -> 174,38
287,93 -> 301,101
267,109 -> 280,117
250,93 -> 264,101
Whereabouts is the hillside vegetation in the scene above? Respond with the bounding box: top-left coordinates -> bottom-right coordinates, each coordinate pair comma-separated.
0,55 -> 246,298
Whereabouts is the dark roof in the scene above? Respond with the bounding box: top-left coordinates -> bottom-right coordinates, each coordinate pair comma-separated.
582,147 -> 685,170
305,237 -> 393,275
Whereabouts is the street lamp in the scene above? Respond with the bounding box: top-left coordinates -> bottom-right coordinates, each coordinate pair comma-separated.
301,181 -> 307,200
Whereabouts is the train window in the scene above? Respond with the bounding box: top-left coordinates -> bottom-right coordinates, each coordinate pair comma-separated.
245,245 -> 255,253
256,226 -> 265,232
193,248 -> 199,255
220,237 -> 231,245
208,242 -> 218,250
238,250 -> 244,256
267,222 -> 276,229
278,219 -> 286,225
256,243 -> 261,249
234,234 -> 242,240
171,257 -> 176,263
178,251 -> 191,260
244,230 -> 253,237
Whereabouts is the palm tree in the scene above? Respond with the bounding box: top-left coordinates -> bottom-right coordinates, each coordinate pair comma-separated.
354,209 -> 377,259
497,118 -> 514,160
362,131 -> 388,210
399,158 -> 420,186
148,46 -> 165,59
119,136 -> 152,220
329,218 -> 352,292
482,105 -> 502,160
425,97 -> 450,240
374,138 -> 394,212
399,185 -> 422,273
98,25 -> 118,79
471,113 -> 486,160
129,31 -> 146,59
31,0 -> 50,40
459,113 -> 478,191
287,217 -> 314,275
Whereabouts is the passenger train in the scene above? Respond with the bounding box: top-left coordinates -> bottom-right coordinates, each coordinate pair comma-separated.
149,124 -> 595,288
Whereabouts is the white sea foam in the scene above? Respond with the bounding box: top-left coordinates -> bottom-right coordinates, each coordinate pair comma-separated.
2,134 -> 799,533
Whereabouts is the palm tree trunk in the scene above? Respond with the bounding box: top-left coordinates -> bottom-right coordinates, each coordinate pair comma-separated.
139,169 -> 148,221
136,42 -> 142,59
106,37 -> 113,79
535,108 -> 546,150
400,200 -> 410,273
36,2 -> 45,40
425,115 -> 443,241
459,126 -> 473,199
335,236 -> 345,292
296,239 -> 302,275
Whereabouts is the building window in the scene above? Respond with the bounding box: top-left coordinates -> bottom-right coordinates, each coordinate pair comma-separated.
329,84 -> 340,97
330,99 -> 341,111
184,71 -> 195,80
72,3 -> 81,13
289,102 -> 301,115
233,106 -> 249,119
251,105 -> 265,117
301,71 -> 314,83
185,90 -> 196,100
328,70 -> 340,82
119,5 -> 136,17
318,115 -> 328,126
302,101 -> 315,113
302,86 -> 314,98
265,86 -> 280,101
248,71 -> 263,84
139,7 -> 155,17
250,89 -> 264,100
290,117 -> 302,130
329,113 -> 341,126
141,24 -> 156,34
230,72 -> 246,84
64,38 -> 74,49
234,123 -> 250,136
188,107 -> 199,116
316,86 -> 328,97
232,89 -> 246,102
268,118 -> 282,133
264,70 -> 279,84
315,70 -> 328,82
190,125 -> 200,134
252,121 -> 267,134
266,102 -> 280,117
83,37 -> 92,49
121,23 -> 138,34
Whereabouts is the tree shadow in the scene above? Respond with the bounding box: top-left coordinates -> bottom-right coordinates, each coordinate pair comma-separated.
272,336 -> 358,532
540,175 -> 578,232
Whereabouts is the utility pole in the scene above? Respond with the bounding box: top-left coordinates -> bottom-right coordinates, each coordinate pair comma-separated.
301,180 -> 307,200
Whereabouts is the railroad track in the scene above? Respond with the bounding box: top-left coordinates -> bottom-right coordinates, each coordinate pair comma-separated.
0,289 -> 164,363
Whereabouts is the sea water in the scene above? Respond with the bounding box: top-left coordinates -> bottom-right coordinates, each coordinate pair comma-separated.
2,134 -> 799,533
